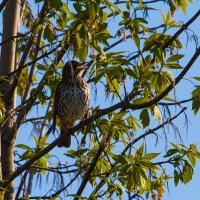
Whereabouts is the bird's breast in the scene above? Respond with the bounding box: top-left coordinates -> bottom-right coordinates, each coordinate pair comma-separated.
57,77 -> 90,124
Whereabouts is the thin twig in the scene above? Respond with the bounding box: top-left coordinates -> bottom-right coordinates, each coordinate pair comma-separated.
15,170 -> 29,200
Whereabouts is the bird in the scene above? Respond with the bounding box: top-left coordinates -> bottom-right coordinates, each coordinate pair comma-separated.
53,60 -> 90,148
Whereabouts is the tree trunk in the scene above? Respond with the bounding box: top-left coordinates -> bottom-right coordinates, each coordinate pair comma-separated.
0,0 -> 20,199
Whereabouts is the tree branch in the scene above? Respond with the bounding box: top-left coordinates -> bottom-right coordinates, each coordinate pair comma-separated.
123,107 -> 187,154
1,46 -> 199,190
162,9 -> 200,50
159,96 -> 197,106
128,47 -> 200,109
15,170 -> 29,200
0,43 -> 61,86
22,26 -> 45,102
0,0 -> 9,13
89,107 -> 187,198
74,139 -> 108,200
5,1 -> 49,101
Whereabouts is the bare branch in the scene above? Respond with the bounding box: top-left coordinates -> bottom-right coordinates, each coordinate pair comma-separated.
15,170 -> 29,200
22,26 -> 45,102
74,137 -> 109,200
0,0 -> 9,13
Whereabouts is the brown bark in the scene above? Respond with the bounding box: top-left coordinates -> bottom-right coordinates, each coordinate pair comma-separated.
0,0 -> 20,199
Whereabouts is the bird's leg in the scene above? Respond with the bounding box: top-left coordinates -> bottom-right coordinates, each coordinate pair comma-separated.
79,116 -> 88,147
57,125 -> 72,148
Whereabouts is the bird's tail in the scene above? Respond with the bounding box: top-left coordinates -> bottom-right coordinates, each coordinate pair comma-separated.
57,130 -> 71,148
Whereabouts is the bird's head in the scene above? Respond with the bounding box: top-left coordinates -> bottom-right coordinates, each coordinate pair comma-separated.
62,60 -> 87,80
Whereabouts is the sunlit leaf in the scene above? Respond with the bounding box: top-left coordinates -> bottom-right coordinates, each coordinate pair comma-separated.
187,152 -> 196,167
142,153 -> 160,161
153,106 -> 162,122
166,54 -> 184,63
16,144 -> 31,150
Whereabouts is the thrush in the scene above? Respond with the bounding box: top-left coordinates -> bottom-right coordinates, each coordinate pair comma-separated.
53,60 -> 90,148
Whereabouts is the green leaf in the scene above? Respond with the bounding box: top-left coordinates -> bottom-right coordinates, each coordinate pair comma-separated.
168,20 -> 177,27
127,116 -> 142,131
163,64 -> 182,69
104,0 -> 121,15
174,169 -> 179,186
113,111 -> 127,120
62,4 -> 74,18
49,0 -> 63,10
193,76 -> 200,81
142,153 -> 160,161
75,148 -> 88,156
125,68 -> 137,78
123,11 -> 130,19
118,131 -> 127,146
161,11 -> 165,25
166,54 -> 184,63
192,87 -> 200,97
176,0 -> 187,15
88,2 -> 97,20
153,106 -> 162,122
21,150 -> 34,160
187,152 -> 196,167
112,154 -> 128,164
43,24 -> 54,43
136,143 -> 144,158
35,157 -> 48,175
164,149 -> 178,157
170,142 -> 181,151
38,135 -> 49,148
73,2 -> 82,12
17,68 -> 28,97
192,97 -> 200,115
132,34 -> 140,49
163,96 -> 177,102
181,162 -> 193,184
33,135 -> 38,146
107,78 -> 120,98
155,48 -> 165,62
165,11 -> 170,25
75,45 -> 88,62
76,32 -> 82,49
94,69 -> 106,84
140,109 -> 150,128
190,144 -> 198,151
16,144 -> 31,150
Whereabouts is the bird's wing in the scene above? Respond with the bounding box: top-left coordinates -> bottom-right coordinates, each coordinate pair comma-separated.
53,82 -> 61,133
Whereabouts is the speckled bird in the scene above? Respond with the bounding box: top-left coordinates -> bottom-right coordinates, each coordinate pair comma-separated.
53,60 -> 90,148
